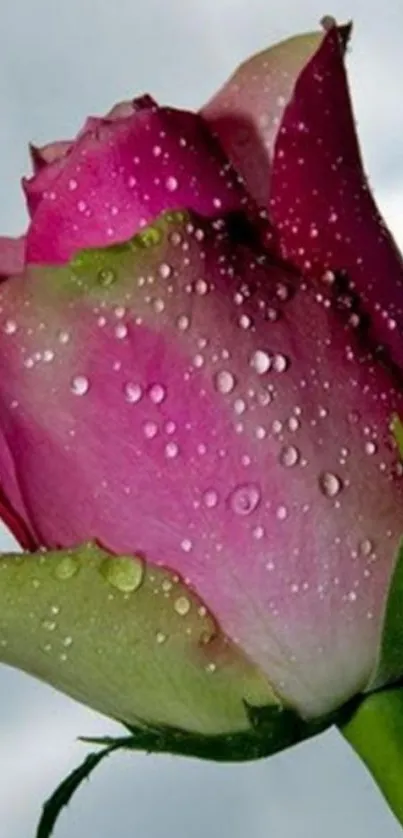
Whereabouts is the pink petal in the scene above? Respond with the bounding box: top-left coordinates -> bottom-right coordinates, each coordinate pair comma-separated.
1,211 -> 403,718
0,236 -> 26,278
25,107 -> 248,265
269,27 -> 403,370
202,26 -> 330,206
0,422 -> 39,549
25,96 -> 157,214
29,140 -> 73,173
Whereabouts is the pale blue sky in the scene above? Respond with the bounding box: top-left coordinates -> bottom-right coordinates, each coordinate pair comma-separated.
0,1 -> 402,836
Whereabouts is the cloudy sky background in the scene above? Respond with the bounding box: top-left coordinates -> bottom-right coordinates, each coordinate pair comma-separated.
0,0 -> 402,836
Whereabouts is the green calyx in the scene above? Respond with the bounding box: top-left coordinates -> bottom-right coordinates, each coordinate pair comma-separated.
340,687 -> 403,828
0,541 -> 280,737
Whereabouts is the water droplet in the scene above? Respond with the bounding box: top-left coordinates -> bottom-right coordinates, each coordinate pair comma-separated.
276,505 -> 288,520
159,262 -> 172,280
365,441 -> 377,456
124,382 -> 143,403
174,595 -> 191,616
55,555 -> 80,581
63,636 -> 73,647
149,383 -> 166,404
359,538 -> 373,557
181,538 -> 193,553
250,350 -> 271,375
165,441 -> 179,458
177,314 -> 190,332
234,398 -> 246,415
272,353 -> 289,373
114,323 -> 128,339
41,619 -> 56,632
195,278 -> 208,295
253,525 -> 265,540
98,268 -> 116,287
239,314 -> 252,330
319,471 -> 342,498
156,631 -> 167,644
58,330 -> 70,344
166,175 -> 178,192
215,370 -> 236,395
203,489 -> 219,508
229,483 -> 261,516
280,445 -> 300,468
71,375 -> 90,396
4,319 -> 17,335
144,421 -> 158,439
101,555 -> 144,593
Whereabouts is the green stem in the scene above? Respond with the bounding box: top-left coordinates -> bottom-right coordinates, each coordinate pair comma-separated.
340,687 -> 403,827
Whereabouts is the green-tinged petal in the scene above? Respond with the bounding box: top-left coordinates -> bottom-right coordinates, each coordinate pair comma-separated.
367,540 -> 403,691
340,688 -> 403,828
391,414 -> 403,460
0,542 -> 283,737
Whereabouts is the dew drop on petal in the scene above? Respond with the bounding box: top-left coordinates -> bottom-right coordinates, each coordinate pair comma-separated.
149,383 -> 166,404
234,398 -> 246,416
319,471 -> 343,498
166,176 -> 179,192
181,538 -> 193,553
229,483 -> 261,516
177,314 -> 190,332
144,421 -> 158,439
165,441 -> 179,459
359,538 -> 373,556
71,375 -> 90,396
215,370 -> 236,395
124,382 -> 143,403
3,319 -> 17,335
203,489 -> 219,508
250,350 -> 271,375
159,262 -> 172,280
272,353 -> 289,373
280,445 -> 300,468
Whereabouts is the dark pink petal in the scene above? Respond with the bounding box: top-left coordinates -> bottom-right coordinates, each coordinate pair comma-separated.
1,211 -> 403,717
269,28 -> 403,371
25,108 -> 248,265
29,141 -> 73,173
0,424 -> 39,549
0,237 -> 25,278
25,96 -> 158,214
202,28 -> 327,206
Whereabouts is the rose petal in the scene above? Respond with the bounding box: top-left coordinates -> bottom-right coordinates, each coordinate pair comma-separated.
268,28 -> 403,371
25,107 -> 248,265
0,425 -> 38,549
2,211 -> 403,717
29,141 -> 73,173
202,26 -> 334,206
0,236 -> 25,278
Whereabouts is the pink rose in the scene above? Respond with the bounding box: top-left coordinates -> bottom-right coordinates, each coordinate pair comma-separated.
1,20 -> 403,835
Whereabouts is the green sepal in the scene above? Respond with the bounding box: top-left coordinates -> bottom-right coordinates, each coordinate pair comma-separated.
367,538 -> 403,690
340,686 -> 403,827
35,694 -> 361,838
